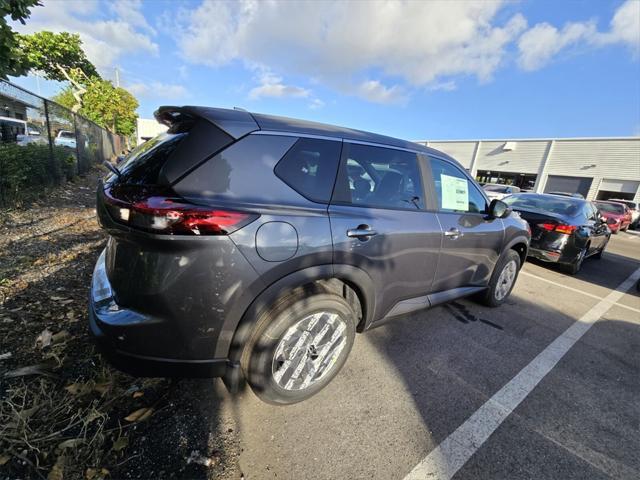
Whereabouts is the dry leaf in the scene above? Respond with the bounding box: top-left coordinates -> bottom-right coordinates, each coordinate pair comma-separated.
48,455 -> 65,480
65,382 -> 93,396
52,330 -> 70,344
132,391 -> 144,398
124,407 -> 154,422
58,438 -> 84,450
85,467 -> 110,480
93,382 -> 110,395
0,453 -> 10,465
35,328 -> 53,349
4,363 -> 54,378
112,436 -> 128,451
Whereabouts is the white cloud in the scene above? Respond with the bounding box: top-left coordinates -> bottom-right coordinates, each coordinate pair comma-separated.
13,0 -> 158,71
109,0 -> 156,36
248,71 -> 310,100
428,81 -> 458,92
309,98 -> 325,110
518,0 -> 640,70
518,21 -> 597,71
171,0 -> 526,99
356,80 -> 407,105
127,82 -> 189,100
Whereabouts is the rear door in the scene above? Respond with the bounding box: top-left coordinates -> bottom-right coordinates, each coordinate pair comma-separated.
427,156 -> 504,292
328,142 -> 442,323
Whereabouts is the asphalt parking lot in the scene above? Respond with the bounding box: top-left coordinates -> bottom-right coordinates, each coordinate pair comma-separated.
225,231 -> 640,480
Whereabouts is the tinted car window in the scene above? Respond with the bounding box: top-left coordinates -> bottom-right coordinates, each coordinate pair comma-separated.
596,202 -> 625,214
274,137 -> 342,203
503,194 -> 581,216
333,144 -> 424,210
430,157 -> 487,213
175,134 -> 306,205
112,132 -> 187,185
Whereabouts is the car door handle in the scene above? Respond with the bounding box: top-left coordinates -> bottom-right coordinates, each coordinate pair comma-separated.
444,228 -> 462,239
347,226 -> 378,240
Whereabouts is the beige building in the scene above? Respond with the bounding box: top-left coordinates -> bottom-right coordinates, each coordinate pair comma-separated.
136,118 -> 168,145
416,137 -> 640,202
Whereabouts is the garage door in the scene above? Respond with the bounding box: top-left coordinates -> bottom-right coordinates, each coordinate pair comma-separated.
596,178 -> 640,200
544,175 -> 593,198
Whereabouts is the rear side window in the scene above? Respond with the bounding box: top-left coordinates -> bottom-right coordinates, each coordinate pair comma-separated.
430,157 -> 487,213
274,138 -> 342,203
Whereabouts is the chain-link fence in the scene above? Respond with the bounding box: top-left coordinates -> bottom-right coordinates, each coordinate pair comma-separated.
0,79 -> 125,206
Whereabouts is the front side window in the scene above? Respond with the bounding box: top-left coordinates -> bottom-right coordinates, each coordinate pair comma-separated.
430,157 -> 487,213
333,144 -> 424,210
274,137 -> 342,203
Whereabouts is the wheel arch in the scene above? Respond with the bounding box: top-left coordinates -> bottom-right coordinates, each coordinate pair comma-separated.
504,235 -> 529,267
220,264 -> 376,365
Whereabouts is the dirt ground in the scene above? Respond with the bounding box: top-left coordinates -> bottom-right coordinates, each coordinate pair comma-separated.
0,168 -> 240,480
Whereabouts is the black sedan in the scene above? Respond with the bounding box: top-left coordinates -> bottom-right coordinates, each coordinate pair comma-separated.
503,193 -> 611,274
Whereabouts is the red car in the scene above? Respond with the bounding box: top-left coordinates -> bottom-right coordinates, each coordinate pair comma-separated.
595,200 -> 632,233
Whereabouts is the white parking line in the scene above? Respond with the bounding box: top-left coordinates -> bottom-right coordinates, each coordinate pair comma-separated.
520,270 -> 640,315
403,267 -> 640,480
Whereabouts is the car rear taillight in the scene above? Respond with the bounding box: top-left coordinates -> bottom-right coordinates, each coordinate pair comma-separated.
104,187 -> 256,235
537,223 -> 577,235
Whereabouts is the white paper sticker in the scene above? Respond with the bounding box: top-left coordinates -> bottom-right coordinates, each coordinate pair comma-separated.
441,174 -> 468,211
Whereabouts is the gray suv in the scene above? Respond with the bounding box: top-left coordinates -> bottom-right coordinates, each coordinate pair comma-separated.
90,106 -> 530,404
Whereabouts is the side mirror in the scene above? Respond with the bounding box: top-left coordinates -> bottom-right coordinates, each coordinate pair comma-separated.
489,199 -> 511,219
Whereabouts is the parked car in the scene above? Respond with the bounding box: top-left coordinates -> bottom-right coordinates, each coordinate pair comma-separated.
594,200 -> 632,233
548,191 -> 585,199
503,193 -> 610,274
16,132 -> 48,146
54,130 -> 77,149
483,183 -> 521,200
606,199 -> 639,229
90,106 -> 530,404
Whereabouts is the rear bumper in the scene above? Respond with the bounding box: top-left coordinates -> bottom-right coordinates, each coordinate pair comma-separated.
528,247 -> 562,263
89,303 -> 228,378
88,250 -> 229,378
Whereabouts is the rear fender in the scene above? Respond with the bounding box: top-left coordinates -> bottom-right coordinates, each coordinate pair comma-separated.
220,264 -> 376,363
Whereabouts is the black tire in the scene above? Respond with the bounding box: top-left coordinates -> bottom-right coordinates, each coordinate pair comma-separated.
477,249 -> 521,307
240,289 -> 356,405
564,247 -> 586,275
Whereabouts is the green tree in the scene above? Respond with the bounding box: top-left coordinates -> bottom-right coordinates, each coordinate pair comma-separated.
18,31 -> 98,111
0,0 -> 42,79
53,78 -> 138,136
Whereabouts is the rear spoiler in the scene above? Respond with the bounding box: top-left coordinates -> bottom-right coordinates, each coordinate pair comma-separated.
154,106 -> 259,139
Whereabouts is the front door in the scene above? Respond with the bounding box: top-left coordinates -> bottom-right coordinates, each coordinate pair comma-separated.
428,156 -> 505,292
329,143 -> 442,323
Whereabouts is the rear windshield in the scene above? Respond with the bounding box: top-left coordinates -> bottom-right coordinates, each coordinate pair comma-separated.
59,131 -> 75,138
112,133 -> 187,185
503,194 -> 581,216
596,202 -> 625,214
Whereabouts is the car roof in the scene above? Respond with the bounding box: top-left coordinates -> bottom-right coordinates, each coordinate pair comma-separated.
155,105 -> 456,161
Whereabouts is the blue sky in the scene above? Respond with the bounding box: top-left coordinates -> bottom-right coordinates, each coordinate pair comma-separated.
11,0 -> 640,140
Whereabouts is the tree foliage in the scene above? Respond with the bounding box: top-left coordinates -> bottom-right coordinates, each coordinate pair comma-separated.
53,78 -> 139,136
17,31 -> 98,82
0,0 -> 42,79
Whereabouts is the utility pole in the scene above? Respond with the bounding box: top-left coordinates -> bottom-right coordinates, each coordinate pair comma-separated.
115,68 -> 120,88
